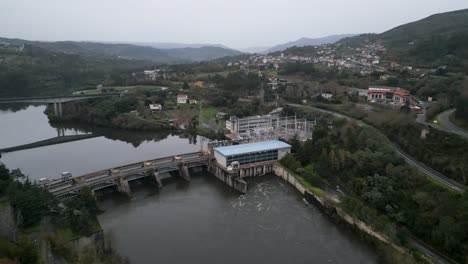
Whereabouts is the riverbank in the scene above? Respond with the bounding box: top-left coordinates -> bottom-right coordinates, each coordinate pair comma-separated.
273,163 -> 430,264
46,228 -> 129,264
0,162 -> 129,264
46,97 -> 171,131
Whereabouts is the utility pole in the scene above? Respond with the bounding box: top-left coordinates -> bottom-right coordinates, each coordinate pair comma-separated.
199,100 -> 203,126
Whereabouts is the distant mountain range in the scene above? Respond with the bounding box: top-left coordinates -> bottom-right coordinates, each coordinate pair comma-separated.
3,7 -> 467,68
266,34 -> 357,53
240,46 -> 272,54
0,34 -> 359,63
240,34 -> 357,54
0,37 -> 243,64
100,41 -> 231,50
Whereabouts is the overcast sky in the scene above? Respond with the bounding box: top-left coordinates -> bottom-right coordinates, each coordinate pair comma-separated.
1,0 -> 467,49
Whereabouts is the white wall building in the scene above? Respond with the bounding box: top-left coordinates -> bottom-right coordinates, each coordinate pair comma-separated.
213,140 -> 291,169
149,104 -> 162,111
177,94 -> 188,104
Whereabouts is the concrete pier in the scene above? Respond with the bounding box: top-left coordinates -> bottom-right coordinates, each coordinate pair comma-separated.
52,102 -> 63,117
178,165 -> 191,181
208,161 -> 247,193
238,164 -> 274,178
58,102 -> 62,117
53,103 -> 58,117
118,177 -> 132,196
153,171 -> 163,188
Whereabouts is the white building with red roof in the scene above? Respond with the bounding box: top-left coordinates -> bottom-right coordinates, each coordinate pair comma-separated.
368,86 -> 411,105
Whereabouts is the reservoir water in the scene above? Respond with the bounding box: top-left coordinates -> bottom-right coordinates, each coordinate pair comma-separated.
0,104 -> 379,263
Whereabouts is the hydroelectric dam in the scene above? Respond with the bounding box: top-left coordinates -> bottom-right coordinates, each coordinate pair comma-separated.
45,140 -> 292,199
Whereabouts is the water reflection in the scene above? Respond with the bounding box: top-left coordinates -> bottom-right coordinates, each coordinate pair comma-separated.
0,103 -> 31,113
50,122 -> 175,148
0,105 -> 204,180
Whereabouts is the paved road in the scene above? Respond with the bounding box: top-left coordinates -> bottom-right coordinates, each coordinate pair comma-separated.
437,109 -> 468,139
391,144 -> 465,193
287,104 -> 465,194
288,104 -> 460,264
409,237 -> 454,264
416,106 -> 468,138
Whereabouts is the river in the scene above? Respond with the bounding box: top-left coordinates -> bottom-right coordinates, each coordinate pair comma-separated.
0,105 -> 379,263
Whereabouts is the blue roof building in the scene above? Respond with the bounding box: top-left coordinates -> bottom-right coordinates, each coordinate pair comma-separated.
213,140 -> 291,169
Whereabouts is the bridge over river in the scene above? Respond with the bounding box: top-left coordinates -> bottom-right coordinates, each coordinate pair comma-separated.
46,151 -> 215,199
0,93 -> 121,117
0,93 -> 121,104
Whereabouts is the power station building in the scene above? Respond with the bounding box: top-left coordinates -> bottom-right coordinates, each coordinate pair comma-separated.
213,140 -> 291,177
225,115 -> 315,142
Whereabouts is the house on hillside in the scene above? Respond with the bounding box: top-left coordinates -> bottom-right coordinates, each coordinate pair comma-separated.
367,86 -> 411,105
177,94 -> 188,104
143,70 -> 161,81
321,93 -> 333,100
194,81 -> 204,88
189,99 -> 198,105
216,112 -> 227,119
149,104 -> 162,112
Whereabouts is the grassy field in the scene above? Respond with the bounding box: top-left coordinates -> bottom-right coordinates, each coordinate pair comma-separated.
200,107 -> 218,124
73,85 -> 163,95
275,163 -> 326,197
166,106 -> 198,126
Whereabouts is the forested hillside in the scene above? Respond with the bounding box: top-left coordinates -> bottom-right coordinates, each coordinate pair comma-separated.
380,9 -> 468,69
279,9 -> 468,73
343,9 -> 468,72
0,44 -> 147,97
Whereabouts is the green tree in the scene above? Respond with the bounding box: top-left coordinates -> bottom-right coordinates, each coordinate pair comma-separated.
0,165 -> 12,195
328,149 -> 340,172
77,188 -> 100,215
303,165 -> 322,186
279,154 -> 302,173
16,236 -> 39,264
455,79 -> 468,122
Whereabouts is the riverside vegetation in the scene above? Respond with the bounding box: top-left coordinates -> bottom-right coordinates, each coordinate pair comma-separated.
46,71 -> 267,132
303,100 -> 468,186
280,110 -> 468,263
0,165 -> 127,263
